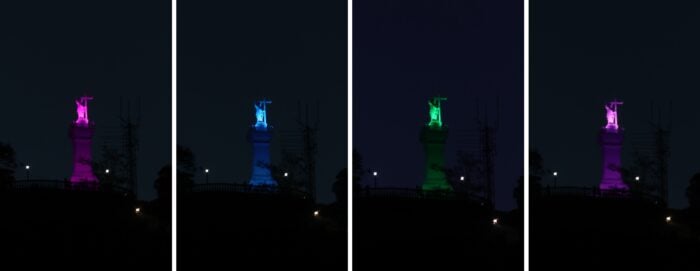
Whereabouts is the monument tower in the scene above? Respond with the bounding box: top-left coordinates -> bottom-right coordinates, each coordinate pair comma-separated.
599,100 -> 628,191
70,96 -> 98,186
248,99 -> 278,187
420,96 -> 452,191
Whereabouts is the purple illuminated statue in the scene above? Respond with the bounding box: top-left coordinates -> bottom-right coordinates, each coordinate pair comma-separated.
599,100 -> 627,191
70,96 -> 98,186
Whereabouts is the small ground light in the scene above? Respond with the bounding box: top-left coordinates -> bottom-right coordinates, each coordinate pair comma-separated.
135,207 -> 141,215
635,176 -> 640,181
492,218 -> 498,225
205,169 -> 209,173
313,210 -> 320,217
284,172 -> 288,177
666,216 -> 671,223
460,176 -> 465,181
105,169 -> 110,174
25,165 -> 30,170
553,171 -> 558,177
373,171 -> 378,176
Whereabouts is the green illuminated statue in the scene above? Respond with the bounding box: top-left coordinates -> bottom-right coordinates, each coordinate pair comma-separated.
421,96 -> 452,191
427,97 -> 446,128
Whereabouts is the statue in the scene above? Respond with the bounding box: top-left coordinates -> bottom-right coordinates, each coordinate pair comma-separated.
604,100 -> 623,131
427,97 -> 446,128
254,99 -> 272,130
75,96 -> 93,126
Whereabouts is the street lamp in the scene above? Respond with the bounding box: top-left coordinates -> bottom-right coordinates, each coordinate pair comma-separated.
553,171 -> 558,187
492,218 -> 499,225
373,171 -> 378,188
460,176 -> 465,182
25,164 -> 30,181
284,172 -> 289,178
105,169 -> 110,174
204,168 -> 210,183
635,176 -> 640,182
135,207 -> 141,215
666,216 -> 672,223
313,210 -> 320,217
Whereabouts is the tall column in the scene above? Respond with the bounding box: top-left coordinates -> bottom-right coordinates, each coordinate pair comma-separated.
599,100 -> 628,191
70,96 -> 98,186
421,97 -> 452,191
249,99 -> 277,187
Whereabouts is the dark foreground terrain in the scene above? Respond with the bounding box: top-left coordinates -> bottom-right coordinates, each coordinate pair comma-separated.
178,191 -> 347,271
0,186 -> 170,270
532,193 -> 700,270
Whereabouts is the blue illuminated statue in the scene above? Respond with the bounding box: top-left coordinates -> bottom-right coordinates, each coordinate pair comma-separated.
254,99 -> 271,130
249,99 -> 277,187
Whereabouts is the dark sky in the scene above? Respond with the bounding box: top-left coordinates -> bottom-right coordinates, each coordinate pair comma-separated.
0,0 -> 171,200
532,0 -> 700,208
177,1 -> 347,204
354,0 -> 523,210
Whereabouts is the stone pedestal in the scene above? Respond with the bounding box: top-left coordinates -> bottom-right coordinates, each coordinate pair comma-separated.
420,126 -> 452,191
599,128 -> 627,191
248,128 -> 277,187
70,123 -> 98,185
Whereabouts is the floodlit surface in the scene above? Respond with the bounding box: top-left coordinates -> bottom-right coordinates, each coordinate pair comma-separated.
249,99 -> 277,186
74,96 -> 93,126
70,96 -> 98,184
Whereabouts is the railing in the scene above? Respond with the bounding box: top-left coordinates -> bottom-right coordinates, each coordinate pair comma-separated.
355,186 -> 488,203
6,180 -> 132,195
188,182 -> 310,198
539,186 -> 665,205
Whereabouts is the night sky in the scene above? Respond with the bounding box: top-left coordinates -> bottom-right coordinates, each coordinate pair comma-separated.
177,1 -> 347,204
0,0 -> 171,200
532,0 -> 700,208
354,0 -> 524,210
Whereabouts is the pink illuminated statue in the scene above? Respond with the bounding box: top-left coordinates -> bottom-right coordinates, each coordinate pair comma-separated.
604,100 -> 623,131
75,96 -> 93,126
70,95 -> 98,185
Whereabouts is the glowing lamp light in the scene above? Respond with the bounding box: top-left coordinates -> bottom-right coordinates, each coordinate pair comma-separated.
492,218 -> 498,225
373,171 -> 378,177
313,210 -> 320,217
666,216 -> 671,223
105,169 -> 110,174
205,168 -> 209,174
25,165 -> 30,170
284,172 -> 289,177
553,171 -> 558,177
635,176 -> 640,181
460,176 -> 465,181
135,207 -> 141,215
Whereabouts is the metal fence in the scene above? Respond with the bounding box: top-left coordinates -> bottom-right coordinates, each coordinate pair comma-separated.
539,186 -> 665,205
188,182 -> 310,198
6,180 -> 131,194
355,186 -> 488,203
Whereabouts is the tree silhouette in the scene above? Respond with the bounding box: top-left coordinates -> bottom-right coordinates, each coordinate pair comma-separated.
154,165 -> 171,226
332,168 -> 347,205
686,173 -> 700,210
520,149 -> 543,207
0,142 -> 17,189
177,145 -> 196,191
352,149 -> 364,186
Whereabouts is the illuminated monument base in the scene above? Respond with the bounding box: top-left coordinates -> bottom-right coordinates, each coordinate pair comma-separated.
420,127 -> 452,191
599,128 -> 627,191
70,123 -> 98,185
248,129 -> 277,187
